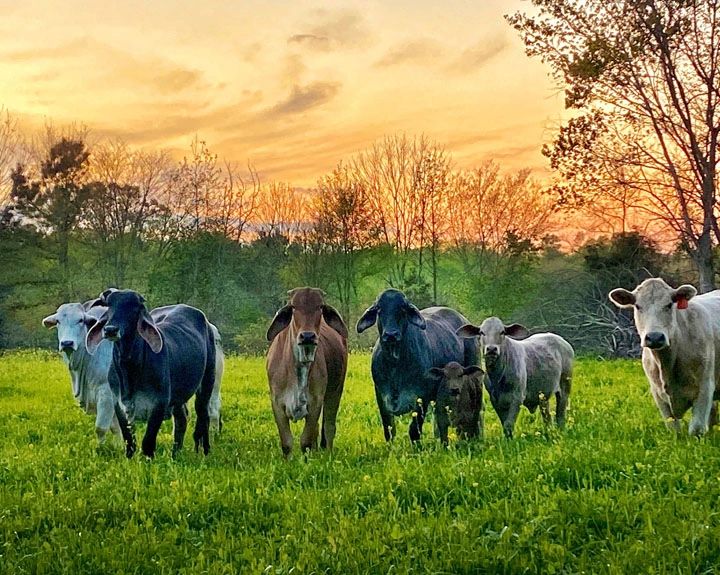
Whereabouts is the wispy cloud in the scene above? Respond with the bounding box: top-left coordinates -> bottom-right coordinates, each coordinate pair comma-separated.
448,36 -> 508,73
375,39 -> 444,67
289,8 -> 370,51
269,82 -> 341,116
4,37 -> 206,94
288,34 -> 331,51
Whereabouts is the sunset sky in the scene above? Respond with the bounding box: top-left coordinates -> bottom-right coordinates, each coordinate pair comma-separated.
0,1 -> 564,185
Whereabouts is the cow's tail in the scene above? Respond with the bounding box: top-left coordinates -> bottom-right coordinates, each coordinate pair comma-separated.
193,321 -> 216,455
209,324 -> 224,433
556,351 -> 573,429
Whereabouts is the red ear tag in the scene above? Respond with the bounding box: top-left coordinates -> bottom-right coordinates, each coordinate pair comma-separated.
677,297 -> 688,310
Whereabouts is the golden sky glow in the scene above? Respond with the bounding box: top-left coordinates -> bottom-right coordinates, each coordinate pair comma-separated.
0,0 -> 564,186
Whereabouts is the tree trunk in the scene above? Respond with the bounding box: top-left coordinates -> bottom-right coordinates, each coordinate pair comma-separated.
694,230 -> 715,293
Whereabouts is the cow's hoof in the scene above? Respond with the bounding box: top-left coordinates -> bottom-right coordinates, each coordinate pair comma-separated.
688,421 -> 708,437
125,443 -> 136,459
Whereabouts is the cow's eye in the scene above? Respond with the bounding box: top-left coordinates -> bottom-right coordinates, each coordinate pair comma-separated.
450,388 -> 460,397
500,330 -> 505,336
635,305 -> 642,312
665,303 -> 673,310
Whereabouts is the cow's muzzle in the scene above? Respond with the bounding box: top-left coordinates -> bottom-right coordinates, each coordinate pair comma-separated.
381,331 -> 401,360
484,349 -> 499,366
103,325 -> 120,341
643,332 -> 668,350
295,342 -> 317,364
60,340 -> 76,354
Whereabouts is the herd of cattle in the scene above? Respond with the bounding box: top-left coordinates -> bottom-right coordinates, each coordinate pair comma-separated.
40,277 -> 720,458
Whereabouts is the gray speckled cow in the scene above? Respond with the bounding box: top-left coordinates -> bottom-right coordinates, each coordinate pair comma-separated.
457,317 -> 574,438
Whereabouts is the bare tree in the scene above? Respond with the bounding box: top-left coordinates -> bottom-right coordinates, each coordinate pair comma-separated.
413,145 -> 452,303
85,140 -> 174,286
255,181 -> 308,240
509,0 -> 720,291
312,162 -> 380,319
0,108 -> 22,209
352,133 -> 449,291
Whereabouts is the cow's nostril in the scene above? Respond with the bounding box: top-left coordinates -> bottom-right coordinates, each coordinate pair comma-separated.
298,331 -> 317,344
644,332 -> 667,348
486,346 -> 498,354
60,340 -> 74,349
382,330 -> 400,343
104,325 -> 119,337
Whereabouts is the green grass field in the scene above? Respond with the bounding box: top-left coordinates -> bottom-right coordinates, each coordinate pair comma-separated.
1,352 -> 719,574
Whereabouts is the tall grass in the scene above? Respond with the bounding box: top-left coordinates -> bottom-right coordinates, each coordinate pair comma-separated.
1,352 -> 719,574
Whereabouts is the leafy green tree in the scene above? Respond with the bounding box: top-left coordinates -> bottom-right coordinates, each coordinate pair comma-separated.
10,138 -> 92,295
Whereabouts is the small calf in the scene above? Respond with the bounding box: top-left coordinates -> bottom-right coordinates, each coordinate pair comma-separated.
457,317 -> 574,438
428,361 -> 484,444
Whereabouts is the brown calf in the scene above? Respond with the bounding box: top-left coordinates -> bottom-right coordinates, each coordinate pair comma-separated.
428,361 -> 484,444
266,288 -> 348,457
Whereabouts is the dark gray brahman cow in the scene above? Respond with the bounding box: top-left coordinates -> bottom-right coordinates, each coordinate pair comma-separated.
266,288 -> 348,457
149,305 -> 225,433
86,289 -> 216,459
428,362 -> 484,444
610,278 -> 720,436
457,317 -> 574,438
356,289 -> 477,442
42,301 -> 123,445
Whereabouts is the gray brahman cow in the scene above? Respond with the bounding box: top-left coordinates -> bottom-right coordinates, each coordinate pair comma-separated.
609,278 -> 720,436
42,301 -> 122,444
457,317 -> 574,438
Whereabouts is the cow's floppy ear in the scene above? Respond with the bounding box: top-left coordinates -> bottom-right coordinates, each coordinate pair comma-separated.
463,365 -> 484,376
85,312 -> 108,355
356,305 -> 378,333
406,304 -> 426,330
322,305 -> 348,338
505,324 -> 529,339
42,313 -> 58,329
267,305 -> 293,341
427,367 -> 445,380
456,324 -> 481,338
672,284 -> 697,306
137,308 -> 163,353
609,288 -> 635,308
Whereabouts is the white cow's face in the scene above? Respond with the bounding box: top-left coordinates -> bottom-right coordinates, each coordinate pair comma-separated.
42,303 -> 99,355
609,278 -> 697,350
476,317 -> 529,368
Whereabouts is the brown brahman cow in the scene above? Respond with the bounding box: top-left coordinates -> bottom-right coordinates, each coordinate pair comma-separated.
266,287 -> 348,457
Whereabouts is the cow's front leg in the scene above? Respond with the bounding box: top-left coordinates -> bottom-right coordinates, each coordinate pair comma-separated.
271,399 -> 294,458
114,402 -> 136,458
142,402 -> 167,458
650,385 -> 681,433
434,404 -> 450,446
300,398 -> 323,452
172,404 -> 189,457
375,387 -> 396,441
689,376 -> 715,437
409,398 -> 426,442
95,386 -> 116,445
500,401 -> 520,439
539,396 -> 552,426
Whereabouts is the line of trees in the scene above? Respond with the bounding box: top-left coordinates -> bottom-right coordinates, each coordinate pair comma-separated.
1,124 -> 567,350
2,0 -> 718,355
